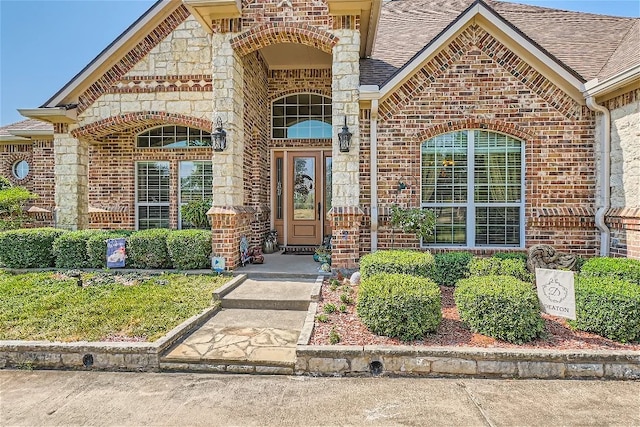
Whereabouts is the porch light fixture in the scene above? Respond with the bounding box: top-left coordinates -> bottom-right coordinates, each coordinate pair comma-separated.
338,117 -> 352,153
212,117 -> 227,152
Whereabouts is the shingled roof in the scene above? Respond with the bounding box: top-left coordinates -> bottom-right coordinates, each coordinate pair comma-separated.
362,0 -> 639,86
0,119 -> 53,136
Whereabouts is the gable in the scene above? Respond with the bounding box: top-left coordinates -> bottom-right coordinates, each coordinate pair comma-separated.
378,24 -> 584,121
43,2 -> 191,114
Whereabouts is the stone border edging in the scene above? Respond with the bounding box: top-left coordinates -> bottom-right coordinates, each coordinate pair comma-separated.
295,345 -> 640,380
0,303 -> 222,372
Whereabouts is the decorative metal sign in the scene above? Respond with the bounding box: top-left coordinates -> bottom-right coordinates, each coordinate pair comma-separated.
211,256 -> 225,273
106,238 -> 126,268
535,268 -> 576,320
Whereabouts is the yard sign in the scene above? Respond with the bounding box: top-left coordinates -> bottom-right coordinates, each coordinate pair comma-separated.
535,268 -> 576,320
106,238 -> 126,268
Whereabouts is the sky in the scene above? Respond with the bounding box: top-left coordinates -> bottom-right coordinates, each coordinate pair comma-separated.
1,0 -> 639,126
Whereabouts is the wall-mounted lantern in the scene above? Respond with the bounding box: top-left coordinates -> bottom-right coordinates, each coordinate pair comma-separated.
212,117 -> 227,152
338,116 -> 352,153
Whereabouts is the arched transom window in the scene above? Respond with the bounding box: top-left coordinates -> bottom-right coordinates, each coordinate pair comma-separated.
421,130 -> 524,247
137,126 -> 212,148
272,93 -> 332,139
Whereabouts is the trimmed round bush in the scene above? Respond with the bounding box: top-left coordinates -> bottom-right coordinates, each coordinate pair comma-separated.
0,228 -> 66,268
430,252 -> 472,286
492,252 -> 528,262
359,250 -> 434,279
86,231 -> 131,268
454,275 -> 544,344
568,276 -> 640,343
127,229 -> 171,269
580,257 -> 640,285
357,273 -> 441,341
167,229 -> 212,270
52,229 -> 103,268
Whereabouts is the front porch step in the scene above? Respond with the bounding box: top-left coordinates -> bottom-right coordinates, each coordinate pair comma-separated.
160,308 -> 305,374
221,278 -> 314,311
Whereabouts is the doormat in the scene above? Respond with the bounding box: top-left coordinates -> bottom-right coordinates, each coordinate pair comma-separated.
282,246 -> 316,255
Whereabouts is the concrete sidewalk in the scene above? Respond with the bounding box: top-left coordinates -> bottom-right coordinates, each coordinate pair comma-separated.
2,370 -> 639,426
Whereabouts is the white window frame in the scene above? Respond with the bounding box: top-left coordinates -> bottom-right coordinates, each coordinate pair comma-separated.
135,161 -> 170,230
420,130 -> 525,249
178,160 -> 213,229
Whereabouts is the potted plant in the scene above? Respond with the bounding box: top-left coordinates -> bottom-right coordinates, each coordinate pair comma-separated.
314,245 -> 331,264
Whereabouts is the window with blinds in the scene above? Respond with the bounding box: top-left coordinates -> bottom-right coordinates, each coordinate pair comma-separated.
136,161 -> 170,230
421,130 -> 524,247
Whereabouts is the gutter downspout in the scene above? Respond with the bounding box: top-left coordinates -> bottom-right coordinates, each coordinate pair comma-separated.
586,96 -> 611,257
370,99 -> 379,251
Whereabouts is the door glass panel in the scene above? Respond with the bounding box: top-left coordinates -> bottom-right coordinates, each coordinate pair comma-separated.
293,157 -> 315,220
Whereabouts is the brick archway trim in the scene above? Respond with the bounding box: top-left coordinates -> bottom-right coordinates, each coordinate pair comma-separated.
72,112 -> 213,140
230,23 -> 338,57
413,119 -> 535,144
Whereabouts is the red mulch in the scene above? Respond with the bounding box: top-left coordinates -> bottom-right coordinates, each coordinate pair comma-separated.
310,278 -> 640,350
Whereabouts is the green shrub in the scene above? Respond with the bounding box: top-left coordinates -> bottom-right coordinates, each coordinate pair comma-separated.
454,275 -> 544,344
86,231 -> 131,268
166,229 -> 212,270
580,257 -> 640,285
360,250 -> 434,279
52,230 -> 103,268
0,228 -> 66,268
430,252 -> 473,286
357,273 -> 441,341
568,276 -> 640,343
492,252 -> 528,262
180,199 -> 212,229
127,229 -> 171,269
0,186 -> 38,230
469,257 -> 532,282
468,257 -> 501,276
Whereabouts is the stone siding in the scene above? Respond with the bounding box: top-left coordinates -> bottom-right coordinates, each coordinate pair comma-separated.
602,89 -> 640,259
126,16 -> 211,77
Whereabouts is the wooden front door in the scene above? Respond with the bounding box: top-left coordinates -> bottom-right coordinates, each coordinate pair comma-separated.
287,151 -> 322,246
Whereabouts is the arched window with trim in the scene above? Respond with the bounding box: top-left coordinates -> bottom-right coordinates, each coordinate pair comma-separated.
421,130 -> 524,247
272,93 -> 332,139
137,125 -> 212,148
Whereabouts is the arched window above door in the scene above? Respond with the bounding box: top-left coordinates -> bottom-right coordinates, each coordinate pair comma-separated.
137,125 -> 212,148
272,93 -> 332,139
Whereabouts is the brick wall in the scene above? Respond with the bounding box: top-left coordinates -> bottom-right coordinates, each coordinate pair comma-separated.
1,140 -> 55,228
243,52 -> 270,246
89,134 -> 212,230
363,24 -> 598,256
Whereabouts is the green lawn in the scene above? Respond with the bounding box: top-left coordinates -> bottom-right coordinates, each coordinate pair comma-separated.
0,271 -> 227,342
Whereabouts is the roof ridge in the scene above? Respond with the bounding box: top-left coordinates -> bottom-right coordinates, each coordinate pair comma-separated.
595,19 -> 640,79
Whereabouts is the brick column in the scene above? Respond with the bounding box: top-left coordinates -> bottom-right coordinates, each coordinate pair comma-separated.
330,29 -> 362,269
328,206 -> 363,270
53,124 -> 89,230
208,32 -> 252,269
208,206 -> 254,270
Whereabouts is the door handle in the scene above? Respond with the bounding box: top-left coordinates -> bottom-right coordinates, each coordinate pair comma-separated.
318,202 -> 321,221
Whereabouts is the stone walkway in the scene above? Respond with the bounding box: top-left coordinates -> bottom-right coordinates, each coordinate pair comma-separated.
160,276 -> 318,373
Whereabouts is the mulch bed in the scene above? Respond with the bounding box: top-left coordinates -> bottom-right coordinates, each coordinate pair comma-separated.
310,278 -> 640,351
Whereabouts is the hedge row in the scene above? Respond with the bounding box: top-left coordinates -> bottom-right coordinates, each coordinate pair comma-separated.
580,257 -> 640,285
0,228 -> 212,270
